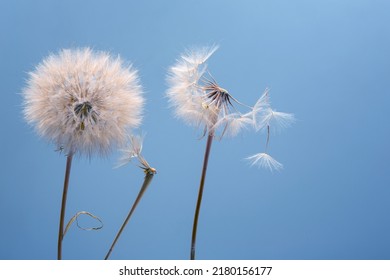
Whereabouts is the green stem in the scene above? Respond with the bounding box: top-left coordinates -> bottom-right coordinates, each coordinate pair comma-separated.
104,172 -> 155,260
191,134 -> 214,260
58,153 -> 73,260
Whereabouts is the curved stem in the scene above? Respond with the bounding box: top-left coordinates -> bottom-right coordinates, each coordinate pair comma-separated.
191,134 -> 214,260
104,172 -> 155,260
58,154 -> 73,260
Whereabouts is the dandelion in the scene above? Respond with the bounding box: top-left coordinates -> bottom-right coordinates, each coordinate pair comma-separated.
105,135 -> 156,260
167,45 -> 253,138
22,48 -> 144,259
167,45 -> 293,259
23,48 -> 144,157
167,45 -> 258,259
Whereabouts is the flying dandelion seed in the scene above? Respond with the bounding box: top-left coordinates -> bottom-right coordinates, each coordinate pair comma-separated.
246,152 -> 283,172
22,47 -> 144,259
254,107 -> 295,133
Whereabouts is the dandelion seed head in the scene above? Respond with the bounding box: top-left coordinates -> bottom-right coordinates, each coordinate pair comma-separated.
246,152 -> 283,172
167,45 -> 254,138
23,48 -> 144,157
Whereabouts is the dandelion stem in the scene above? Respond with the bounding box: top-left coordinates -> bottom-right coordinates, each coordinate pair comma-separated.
191,133 -> 214,260
57,153 -> 73,260
104,172 -> 155,260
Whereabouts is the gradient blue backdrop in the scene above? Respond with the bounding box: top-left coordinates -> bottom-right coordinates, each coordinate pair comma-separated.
1,0 -> 389,260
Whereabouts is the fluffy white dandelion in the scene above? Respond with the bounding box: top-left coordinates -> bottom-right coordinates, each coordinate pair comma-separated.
246,152 -> 283,172
22,47 -> 144,260
23,47 -> 144,157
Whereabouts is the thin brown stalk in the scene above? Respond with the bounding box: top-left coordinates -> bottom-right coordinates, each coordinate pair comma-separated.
191,133 -> 214,260
57,153 -> 73,260
104,172 -> 155,260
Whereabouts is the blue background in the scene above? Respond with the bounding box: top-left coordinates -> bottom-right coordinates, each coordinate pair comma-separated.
1,0 -> 389,260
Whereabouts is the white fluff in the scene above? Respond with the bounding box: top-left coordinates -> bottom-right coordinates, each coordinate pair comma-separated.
246,153 -> 283,171
166,45 -> 294,171
23,48 -> 144,157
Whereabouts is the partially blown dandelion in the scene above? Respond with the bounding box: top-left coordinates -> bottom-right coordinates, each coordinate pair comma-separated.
105,135 -> 156,260
22,48 -> 144,259
167,45 -> 253,138
167,45 -> 293,259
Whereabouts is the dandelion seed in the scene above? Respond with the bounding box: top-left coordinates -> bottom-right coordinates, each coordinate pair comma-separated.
251,88 -> 271,130
212,113 -> 253,138
181,45 -> 219,66
255,107 -> 295,133
116,134 -> 144,168
246,152 -> 283,171
116,134 -> 156,175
